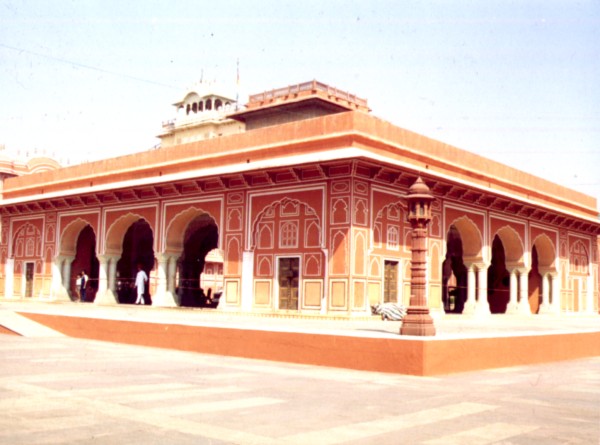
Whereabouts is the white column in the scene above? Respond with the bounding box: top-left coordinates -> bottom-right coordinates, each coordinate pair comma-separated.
97,255 -> 108,295
94,255 -> 118,305
518,269 -> 531,315
538,273 -> 552,314
550,273 -> 560,314
61,258 -> 73,300
462,264 -> 477,315
153,254 -> 177,307
475,264 -> 491,316
4,258 -> 14,299
241,250 -> 254,312
108,257 -> 118,296
168,255 -> 180,305
50,256 -> 70,301
505,270 -> 519,314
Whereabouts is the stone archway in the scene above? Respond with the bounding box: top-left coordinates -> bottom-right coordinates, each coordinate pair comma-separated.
442,225 -> 467,313
450,216 -> 484,264
164,207 -> 220,307
105,214 -> 155,304
488,226 -> 525,313
57,219 -> 99,301
443,216 -> 483,314
531,234 -> 557,313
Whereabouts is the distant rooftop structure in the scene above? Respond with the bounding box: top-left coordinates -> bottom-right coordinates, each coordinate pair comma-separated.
229,80 -> 370,130
158,80 -> 244,147
0,144 -> 61,178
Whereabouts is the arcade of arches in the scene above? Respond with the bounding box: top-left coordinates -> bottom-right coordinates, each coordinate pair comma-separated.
1,181 -> 598,317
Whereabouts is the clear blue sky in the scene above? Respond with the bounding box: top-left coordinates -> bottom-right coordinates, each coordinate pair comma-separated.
1,1 -> 599,209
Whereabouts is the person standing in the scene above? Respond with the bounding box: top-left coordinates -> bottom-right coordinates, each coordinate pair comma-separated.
80,270 -> 88,302
74,272 -> 82,301
134,264 -> 148,305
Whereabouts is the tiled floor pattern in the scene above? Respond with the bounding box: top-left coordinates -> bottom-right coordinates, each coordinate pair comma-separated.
0,335 -> 598,444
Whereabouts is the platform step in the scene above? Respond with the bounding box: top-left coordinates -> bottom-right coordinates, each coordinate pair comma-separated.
0,310 -> 64,337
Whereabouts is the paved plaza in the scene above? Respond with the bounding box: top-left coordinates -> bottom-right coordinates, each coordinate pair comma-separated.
1,314 -> 599,444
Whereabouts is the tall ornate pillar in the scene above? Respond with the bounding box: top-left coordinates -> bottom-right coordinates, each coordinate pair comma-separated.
517,269 -> 531,315
475,264 -> 491,315
462,264 -> 477,315
505,269 -> 519,314
400,177 -> 436,336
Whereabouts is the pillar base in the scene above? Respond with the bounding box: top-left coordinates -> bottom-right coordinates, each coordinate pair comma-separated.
94,289 -> 118,305
517,301 -> 532,315
400,306 -> 436,336
538,303 -> 553,315
475,301 -> 491,316
462,300 -> 477,316
505,301 -> 519,314
153,291 -> 178,308
50,286 -> 72,302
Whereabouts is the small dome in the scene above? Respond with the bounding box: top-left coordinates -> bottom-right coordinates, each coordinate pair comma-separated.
408,177 -> 433,197
27,156 -> 61,173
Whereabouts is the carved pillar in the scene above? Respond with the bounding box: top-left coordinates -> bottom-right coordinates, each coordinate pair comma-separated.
61,257 -> 73,300
400,177 -> 436,336
538,273 -> 552,314
168,255 -> 179,305
462,264 -> 477,315
94,255 -> 118,305
505,269 -> 519,314
475,264 -> 491,316
153,253 -> 177,307
108,257 -> 118,296
518,269 -> 531,315
50,255 -> 70,301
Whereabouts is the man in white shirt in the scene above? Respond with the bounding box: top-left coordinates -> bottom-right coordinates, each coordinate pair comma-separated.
134,264 -> 148,305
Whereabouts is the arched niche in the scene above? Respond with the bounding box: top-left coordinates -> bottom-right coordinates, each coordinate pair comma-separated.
494,225 -> 525,268
448,215 -> 483,263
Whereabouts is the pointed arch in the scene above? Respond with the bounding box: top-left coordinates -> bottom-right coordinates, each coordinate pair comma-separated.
164,207 -> 219,254
59,218 -> 94,257
106,213 -> 154,255
447,216 -> 483,263
251,197 -> 322,249
532,233 -> 557,271
494,225 -> 525,267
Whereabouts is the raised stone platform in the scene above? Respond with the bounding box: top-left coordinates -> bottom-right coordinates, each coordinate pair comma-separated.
2,300 -> 599,376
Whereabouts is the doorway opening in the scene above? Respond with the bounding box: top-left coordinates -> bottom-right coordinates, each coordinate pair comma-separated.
116,219 -> 155,304
25,262 -> 34,298
177,214 -> 219,307
278,257 -> 299,310
383,260 -> 398,303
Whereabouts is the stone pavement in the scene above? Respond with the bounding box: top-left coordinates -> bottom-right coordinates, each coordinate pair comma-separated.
0,331 -> 599,444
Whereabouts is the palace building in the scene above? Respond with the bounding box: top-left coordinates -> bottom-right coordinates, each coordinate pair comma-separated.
1,79 -> 599,318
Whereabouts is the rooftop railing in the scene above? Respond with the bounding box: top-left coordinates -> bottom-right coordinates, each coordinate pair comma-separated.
249,80 -> 368,108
